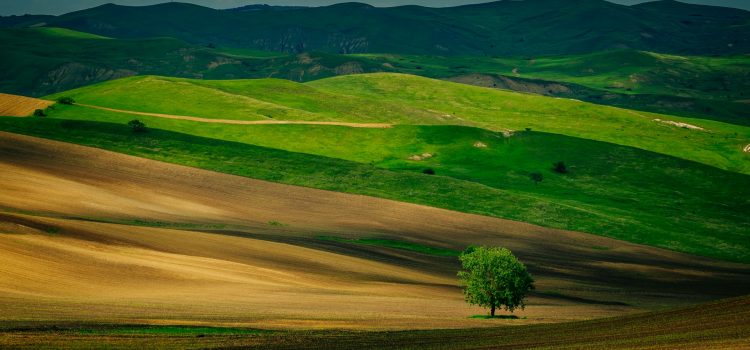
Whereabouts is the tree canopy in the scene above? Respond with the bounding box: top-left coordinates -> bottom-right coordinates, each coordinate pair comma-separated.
458,246 -> 534,316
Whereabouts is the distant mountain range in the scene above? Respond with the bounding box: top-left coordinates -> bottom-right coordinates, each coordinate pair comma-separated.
1,0 -> 749,56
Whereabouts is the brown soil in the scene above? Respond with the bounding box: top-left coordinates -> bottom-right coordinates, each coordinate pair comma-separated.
0,132 -> 749,330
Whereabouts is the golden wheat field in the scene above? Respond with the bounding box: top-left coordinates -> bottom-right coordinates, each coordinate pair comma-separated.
0,93 -> 53,117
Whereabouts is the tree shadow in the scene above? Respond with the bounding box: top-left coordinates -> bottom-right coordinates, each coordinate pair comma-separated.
469,315 -> 520,320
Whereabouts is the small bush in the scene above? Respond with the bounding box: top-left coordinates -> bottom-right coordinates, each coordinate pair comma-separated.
525,127 -> 532,132
57,97 -> 75,105
33,109 -> 46,117
422,168 -> 436,175
529,172 -> 543,185
552,161 -> 568,174
127,119 -> 147,133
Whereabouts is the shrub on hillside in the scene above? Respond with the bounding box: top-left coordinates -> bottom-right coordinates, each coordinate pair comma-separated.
57,97 -> 75,105
422,168 -> 436,175
530,171 -> 543,185
127,119 -> 147,133
552,161 -> 568,174
33,109 -> 46,117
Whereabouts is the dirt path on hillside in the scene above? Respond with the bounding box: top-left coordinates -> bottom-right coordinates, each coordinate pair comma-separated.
79,103 -> 393,128
1,132 -> 749,330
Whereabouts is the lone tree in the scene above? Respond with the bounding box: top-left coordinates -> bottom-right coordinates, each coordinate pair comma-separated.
530,171 -> 543,185
458,246 -> 534,317
127,119 -> 147,133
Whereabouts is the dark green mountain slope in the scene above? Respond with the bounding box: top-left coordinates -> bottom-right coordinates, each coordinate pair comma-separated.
2,0 -> 748,56
0,28 -> 385,97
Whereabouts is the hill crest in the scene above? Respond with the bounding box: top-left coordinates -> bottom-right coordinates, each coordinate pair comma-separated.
2,0 -> 748,56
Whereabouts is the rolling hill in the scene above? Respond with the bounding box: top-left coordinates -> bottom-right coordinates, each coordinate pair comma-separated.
26,74 -> 750,263
2,0 -> 749,56
0,0 -> 748,347
1,132 -> 748,331
363,50 -> 750,125
1,27 -> 747,127
0,28 -> 290,97
45,74 -> 750,174
2,74 -> 749,262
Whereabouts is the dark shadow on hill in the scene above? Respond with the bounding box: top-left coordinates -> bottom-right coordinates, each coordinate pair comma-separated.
535,291 -> 630,306
469,315 -> 519,320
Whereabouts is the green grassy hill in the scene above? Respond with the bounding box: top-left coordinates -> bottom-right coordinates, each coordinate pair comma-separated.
47,74 -> 750,175
2,27 -> 746,126
1,112 -> 749,261
359,50 -> 750,113
31,27 -> 112,39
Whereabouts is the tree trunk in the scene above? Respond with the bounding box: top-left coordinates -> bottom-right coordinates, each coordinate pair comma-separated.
491,305 -> 496,317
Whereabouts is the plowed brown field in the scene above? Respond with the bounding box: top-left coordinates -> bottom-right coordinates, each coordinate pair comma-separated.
1,132 -> 749,330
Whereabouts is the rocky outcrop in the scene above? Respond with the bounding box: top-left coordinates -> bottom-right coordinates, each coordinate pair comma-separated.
326,33 -> 369,54
37,63 -> 136,95
334,62 -> 364,75
448,73 -> 572,95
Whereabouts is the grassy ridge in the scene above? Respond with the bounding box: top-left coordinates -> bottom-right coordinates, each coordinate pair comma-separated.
310,74 -> 750,173
46,74 -> 750,174
45,75 -> 436,123
0,28 -> 318,97
3,27 -> 747,126
2,116 -> 748,262
355,51 -> 750,125
32,27 -> 112,40
356,50 -> 750,100
317,236 -> 460,257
